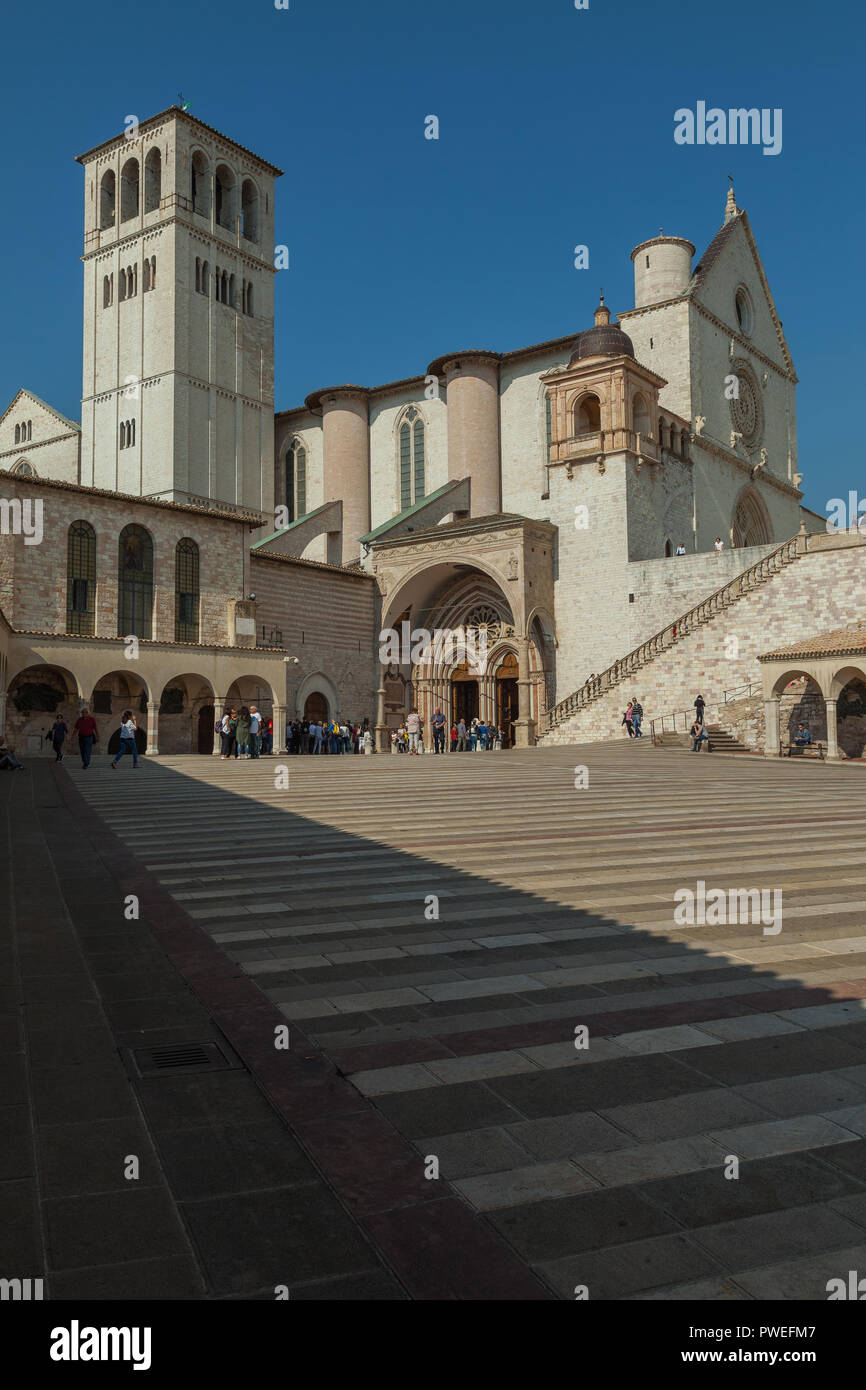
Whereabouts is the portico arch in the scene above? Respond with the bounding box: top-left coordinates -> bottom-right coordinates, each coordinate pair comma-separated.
158,672 -> 216,754
6,663 -> 82,754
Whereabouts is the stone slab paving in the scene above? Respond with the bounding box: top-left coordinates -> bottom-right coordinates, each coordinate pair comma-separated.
59,740 -> 866,1299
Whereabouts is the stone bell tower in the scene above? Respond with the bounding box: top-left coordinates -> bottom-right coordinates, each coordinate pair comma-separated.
76,106 -> 282,514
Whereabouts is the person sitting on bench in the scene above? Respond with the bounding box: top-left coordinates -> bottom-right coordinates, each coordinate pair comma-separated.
794,724 -> 812,747
691,719 -> 709,752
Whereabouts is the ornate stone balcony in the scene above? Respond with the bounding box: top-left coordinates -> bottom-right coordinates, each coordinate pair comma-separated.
548,429 -> 661,466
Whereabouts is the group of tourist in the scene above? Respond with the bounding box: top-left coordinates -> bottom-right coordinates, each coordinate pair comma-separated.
285,718 -> 373,755
218,706 -> 273,759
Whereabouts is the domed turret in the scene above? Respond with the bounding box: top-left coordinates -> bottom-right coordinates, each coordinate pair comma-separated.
568,296 -> 635,364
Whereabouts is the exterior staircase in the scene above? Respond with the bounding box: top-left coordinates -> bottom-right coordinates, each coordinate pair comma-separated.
704,723 -> 751,754
541,533 -> 806,739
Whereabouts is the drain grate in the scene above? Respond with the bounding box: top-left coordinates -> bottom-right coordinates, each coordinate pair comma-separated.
123,1039 -> 240,1079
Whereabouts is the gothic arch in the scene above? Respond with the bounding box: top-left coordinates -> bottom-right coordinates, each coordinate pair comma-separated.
295,671 -> 339,719
732,485 -> 771,548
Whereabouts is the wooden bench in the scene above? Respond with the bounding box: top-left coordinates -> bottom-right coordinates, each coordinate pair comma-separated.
783,740 -> 825,760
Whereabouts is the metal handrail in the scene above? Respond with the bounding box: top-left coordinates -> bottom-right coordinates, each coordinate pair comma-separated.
543,532 -> 807,733
723,681 -> 762,702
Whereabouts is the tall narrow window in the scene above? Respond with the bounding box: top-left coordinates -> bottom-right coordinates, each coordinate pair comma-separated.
144,146 -> 161,212
246,281 -> 253,315
67,521 -> 96,636
215,165 -> 235,230
241,179 -> 259,242
14,425 -> 20,444
103,274 -> 112,307
545,392 -> 552,451
120,158 -> 139,222
143,258 -> 151,293
118,270 -> 126,303
149,256 -> 156,289
285,438 -> 307,522
27,421 -> 31,441
398,407 -> 425,510
175,538 -> 200,643
195,258 -> 201,293
118,524 -> 153,640
100,170 -> 116,229
191,151 -> 210,216
228,273 -> 236,308
201,260 -> 209,294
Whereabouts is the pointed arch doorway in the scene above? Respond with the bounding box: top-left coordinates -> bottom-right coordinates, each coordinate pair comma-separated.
451,662 -> 478,725
496,651 -> 519,747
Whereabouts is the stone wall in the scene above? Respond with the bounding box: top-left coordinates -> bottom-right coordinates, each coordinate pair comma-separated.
0,475 -> 249,644
249,550 -> 377,722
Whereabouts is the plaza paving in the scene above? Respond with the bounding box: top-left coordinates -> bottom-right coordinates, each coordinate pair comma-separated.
7,741 -> 866,1299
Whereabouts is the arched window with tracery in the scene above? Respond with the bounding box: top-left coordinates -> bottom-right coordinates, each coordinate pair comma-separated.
285,438 -> 307,522
398,406 -> 425,511
67,521 -> 96,636
732,488 -> 770,548
175,538 -> 200,643
118,524 -> 154,639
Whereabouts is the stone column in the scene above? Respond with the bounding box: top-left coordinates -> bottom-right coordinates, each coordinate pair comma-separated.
375,669 -> 388,752
763,698 -> 780,757
273,704 -> 287,756
513,637 -> 537,748
0,691 -> 7,740
826,698 -> 840,760
146,700 -> 160,756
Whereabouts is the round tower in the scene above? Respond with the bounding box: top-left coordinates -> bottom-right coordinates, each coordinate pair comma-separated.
630,234 -> 695,309
309,386 -> 370,565
430,352 -> 501,518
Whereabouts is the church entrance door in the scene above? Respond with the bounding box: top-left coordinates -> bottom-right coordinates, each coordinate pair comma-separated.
198,705 -> 215,754
452,678 -> 478,726
304,692 -> 329,725
496,652 -> 520,748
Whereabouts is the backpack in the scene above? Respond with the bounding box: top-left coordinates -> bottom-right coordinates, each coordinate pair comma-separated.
214,718 -> 222,733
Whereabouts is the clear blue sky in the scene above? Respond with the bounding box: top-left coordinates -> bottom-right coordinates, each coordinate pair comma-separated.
1,0 -> 862,516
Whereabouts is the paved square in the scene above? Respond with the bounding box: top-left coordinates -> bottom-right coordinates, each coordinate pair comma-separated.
9,741 -> 866,1299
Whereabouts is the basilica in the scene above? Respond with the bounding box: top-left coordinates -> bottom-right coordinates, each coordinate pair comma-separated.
0,106 -> 817,757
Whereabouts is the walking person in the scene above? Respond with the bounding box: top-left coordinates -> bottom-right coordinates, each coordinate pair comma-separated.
49,714 -> 69,762
450,722 -> 458,752
431,706 -> 446,754
73,706 -> 99,768
622,701 -> 635,739
631,697 -> 644,738
694,693 -> 706,726
111,710 -> 139,769
456,717 -> 467,751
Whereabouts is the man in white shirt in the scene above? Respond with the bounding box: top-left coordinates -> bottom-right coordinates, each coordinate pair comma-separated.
713,537 -> 724,553
248,706 -> 261,759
